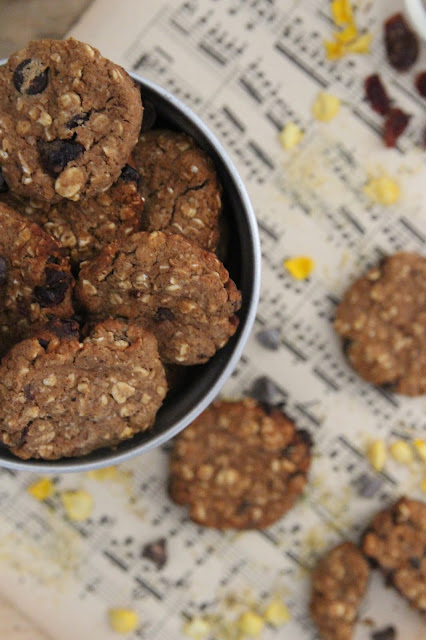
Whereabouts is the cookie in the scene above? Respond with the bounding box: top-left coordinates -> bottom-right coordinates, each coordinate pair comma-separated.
76,231 -> 241,365
0,319 -> 167,460
334,252 -> 426,396
169,398 -> 312,529
133,130 -> 221,251
362,497 -> 426,611
0,201 -> 74,358
309,542 -> 370,640
1,163 -> 143,267
0,38 -> 143,202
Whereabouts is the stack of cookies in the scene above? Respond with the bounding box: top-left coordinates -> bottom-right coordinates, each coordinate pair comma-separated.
0,38 -> 242,461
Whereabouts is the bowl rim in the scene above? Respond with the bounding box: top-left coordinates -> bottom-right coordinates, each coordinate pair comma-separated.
0,67 -> 261,473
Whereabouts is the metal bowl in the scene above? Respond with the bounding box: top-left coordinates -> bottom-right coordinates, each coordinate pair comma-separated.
0,70 -> 261,473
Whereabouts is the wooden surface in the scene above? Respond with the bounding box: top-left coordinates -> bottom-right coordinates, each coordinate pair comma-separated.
0,0 -> 92,58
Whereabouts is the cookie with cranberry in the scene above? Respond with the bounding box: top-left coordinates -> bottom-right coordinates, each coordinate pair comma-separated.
0,201 -> 74,358
334,253 -> 426,396
76,231 -> 241,365
310,542 -> 370,640
169,398 -> 312,529
0,38 -> 142,202
133,130 -> 221,252
0,319 -> 167,460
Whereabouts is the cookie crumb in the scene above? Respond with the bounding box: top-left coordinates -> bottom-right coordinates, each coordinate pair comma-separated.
108,608 -> 139,634
61,489 -> 94,521
86,466 -> 118,481
367,440 -> 386,472
237,611 -> 264,637
284,256 -> 314,280
388,441 -> 413,464
182,617 -> 211,639
364,175 -> 400,205
27,477 -> 54,501
413,439 -> 426,462
312,92 -> 341,122
263,598 -> 290,626
279,123 -> 304,150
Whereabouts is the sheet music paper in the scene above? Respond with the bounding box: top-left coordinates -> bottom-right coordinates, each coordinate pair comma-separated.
0,1 -> 425,638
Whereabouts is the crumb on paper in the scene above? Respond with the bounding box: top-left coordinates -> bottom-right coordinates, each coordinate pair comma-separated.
421,476 -> 426,494
85,466 -> 118,481
27,477 -> 54,501
331,0 -> 353,26
279,122 -> 304,150
284,256 -> 315,280
263,598 -> 291,626
363,175 -> 400,205
182,617 -> 211,639
312,92 -> 341,122
237,611 -> 264,637
61,489 -> 94,521
367,440 -> 386,472
325,0 -> 372,60
388,441 -> 413,464
108,608 -> 139,634
413,439 -> 426,462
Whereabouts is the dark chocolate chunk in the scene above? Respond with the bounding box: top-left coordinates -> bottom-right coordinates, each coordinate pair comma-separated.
0,168 -> 9,193
142,538 -> 167,569
120,164 -> 140,184
0,256 -> 7,286
250,376 -> 283,408
371,626 -> 396,640
38,139 -> 84,177
38,338 -> 50,350
155,307 -> 175,322
13,58 -> 49,95
255,327 -> 281,351
33,267 -> 71,307
140,98 -> 157,132
384,13 -> 418,72
66,112 -> 90,129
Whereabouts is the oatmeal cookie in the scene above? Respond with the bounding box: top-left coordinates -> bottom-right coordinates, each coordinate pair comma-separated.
76,231 -> 241,365
169,398 -> 312,529
0,201 -> 74,358
1,163 -> 143,267
133,130 -> 221,251
334,252 -> 426,396
310,542 -> 370,640
0,38 -> 142,202
362,497 -> 426,611
0,319 -> 167,460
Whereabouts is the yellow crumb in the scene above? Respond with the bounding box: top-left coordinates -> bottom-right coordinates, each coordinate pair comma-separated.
324,39 -> 346,61
413,439 -> 426,462
335,23 -> 358,43
367,440 -> 386,472
331,0 -> 354,26
389,441 -> 414,465
263,599 -> 291,626
108,608 -> 139,634
61,489 -> 94,521
421,476 -> 426,494
284,256 -> 315,280
27,477 -> 54,501
85,466 -> 118,481
364,175 -> 400,206
312,92 -> 341,122
344,32 -> 372,54
237,611 -> 264,637
182,617 -> 211,639
279,122 -> 304,150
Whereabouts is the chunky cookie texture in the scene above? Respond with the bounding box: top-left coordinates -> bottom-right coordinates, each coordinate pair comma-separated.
0,201 -> 74,358
169,398 -> 312,529
0,319 -> 167,460
310,543 -> 370,640
76,231 -> 241,365
0,38 -> 143,202
334,252 -> 426,396
133,130 -> 221,252
362,497 -> 426,611
1,164 -> 144,267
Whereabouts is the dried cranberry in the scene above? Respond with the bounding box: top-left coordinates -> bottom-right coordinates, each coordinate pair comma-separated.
33,267 -> 71,307
155,307 -> 175,322
415,72 -> 426,98
383,108 -> 410,147
365,74 -> 391,116
384,13 -> 419,72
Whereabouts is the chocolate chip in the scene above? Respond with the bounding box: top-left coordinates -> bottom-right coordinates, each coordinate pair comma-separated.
45,318 -> 79,339
371,626 -> 396,640
0,256 -> 7,286
140,98 -> 157,132
0,168 -> 9,193
236,500 -> 252,514
142,538 -> 167,569
155,307 -> 175,322
38,139 -> 84,177
13,58 -> 49,95
409,556 -> 421,569
250,376 -> 283,407
297,428 -> 313,449
120,164 -> 140,184
33,267 -> 71,307
38,338 -> 50,350
255,327 -> 281,350
66,112 -> 90,129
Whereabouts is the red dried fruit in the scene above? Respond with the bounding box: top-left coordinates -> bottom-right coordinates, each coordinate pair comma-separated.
383,108 -> 411,147
384,13 -> 419,72
365,74 -> 391,116
415,72 -> 426,98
